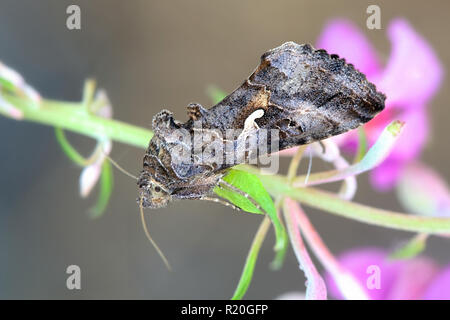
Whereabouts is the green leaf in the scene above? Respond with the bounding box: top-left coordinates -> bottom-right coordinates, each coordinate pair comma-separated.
270,234 -> 288,270
293,120 -> 405,187
215,169 -> 289,299
206,85 -> 227,104
89,160 -> 114,218
215,169 -> 287,251
389,233 -> 428,260
219,170 -> 275,214
354,126 -> 368,163
54,127 -> 88,166
214,170 -> 288,270
231,217 -> 271,300
214,184 -> 261,214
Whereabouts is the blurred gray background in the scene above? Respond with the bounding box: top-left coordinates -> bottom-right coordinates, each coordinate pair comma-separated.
0,0 -> 448,299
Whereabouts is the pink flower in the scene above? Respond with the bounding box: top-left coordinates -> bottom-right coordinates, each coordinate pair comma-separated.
0,61 -> 42,119
316,19 -> 443,191
397,161 -> 450,217
78,89 -> 113,198
79,138 -> 112,197
325,247 -> 450,299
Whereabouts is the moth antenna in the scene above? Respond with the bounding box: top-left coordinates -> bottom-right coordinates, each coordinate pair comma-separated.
104,154 -> 138,180
139,199 -> 172,271
304,149 -> 313,184
200,196 -> 241,211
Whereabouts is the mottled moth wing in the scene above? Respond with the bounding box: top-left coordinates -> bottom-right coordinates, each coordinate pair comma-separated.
155,42 -> 385,176
196,41 -> 385,148
141,42 -> 385,208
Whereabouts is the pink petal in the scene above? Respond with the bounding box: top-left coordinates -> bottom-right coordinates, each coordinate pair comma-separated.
316,19 -> 381,79
277,146 -> 299,156
284,198 -> 328,300
391,108 -> 428,162
397,161 -> 450,217
287,198 -> 368,299
387,257 -> 439,299
79,139 -> 112,198
0,62 -> 24,87
369,158 -> 403,191
369,107 -> 428,191
299,121 -> 405,200
376,19 -> 443,109
95,90 -> 113,119
325,248 -> 404,300
332,107 -> 394,152
423,266 -> 450,299
0,95 -> 24,120
79,164 -> 102,198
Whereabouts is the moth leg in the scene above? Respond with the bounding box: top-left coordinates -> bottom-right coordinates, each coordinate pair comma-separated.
152,109 -> 180,138
218,179 -> 263,212
200,196 -> 241,211
187,103 -> 208,121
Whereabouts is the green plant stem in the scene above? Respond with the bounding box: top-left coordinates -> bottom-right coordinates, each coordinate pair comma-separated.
269,146 -> 306,269
4,96 -> 450,235
4,95 -> 152,148
248,169 -> 450,235
287,146 -> 306,183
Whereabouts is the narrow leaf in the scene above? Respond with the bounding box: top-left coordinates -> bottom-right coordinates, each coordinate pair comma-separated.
89,160 -> 114,218
354,126 -> 368,163
231,217 -> 271,300
54,127 -> 88,166
213,185 -> 261,214
215,169 -> 287,253
294,120 -> 405,187
389,233 -> 428,260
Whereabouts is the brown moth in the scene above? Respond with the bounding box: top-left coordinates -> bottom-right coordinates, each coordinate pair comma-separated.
138,42 -> 385,209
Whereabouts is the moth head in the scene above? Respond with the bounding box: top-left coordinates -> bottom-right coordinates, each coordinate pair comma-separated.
138,175 -> 172,209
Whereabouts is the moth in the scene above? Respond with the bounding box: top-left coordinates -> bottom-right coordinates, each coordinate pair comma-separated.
138,42 -> 385,209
